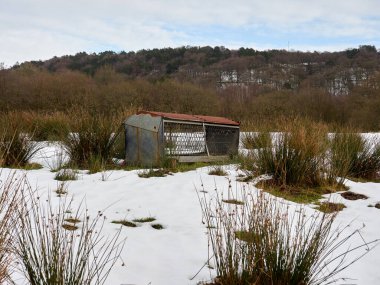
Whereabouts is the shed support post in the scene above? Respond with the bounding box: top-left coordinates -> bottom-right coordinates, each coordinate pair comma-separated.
203,123 -> 210,156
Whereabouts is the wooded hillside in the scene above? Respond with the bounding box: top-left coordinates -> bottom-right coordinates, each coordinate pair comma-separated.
1,45 -> 380,130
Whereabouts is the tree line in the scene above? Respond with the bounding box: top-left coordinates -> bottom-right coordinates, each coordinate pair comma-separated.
0,45 -> 379,130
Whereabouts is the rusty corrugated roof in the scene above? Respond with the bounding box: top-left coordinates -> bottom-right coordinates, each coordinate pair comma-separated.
137,111 -> 240,126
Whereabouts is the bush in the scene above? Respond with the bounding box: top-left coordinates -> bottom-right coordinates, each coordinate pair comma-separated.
198,183 -> 378,285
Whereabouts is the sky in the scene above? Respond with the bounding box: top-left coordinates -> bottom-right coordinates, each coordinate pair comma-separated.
1,0 -> 379,67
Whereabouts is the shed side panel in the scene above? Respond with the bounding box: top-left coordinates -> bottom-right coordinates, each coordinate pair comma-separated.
125,125 -> 139,163
139,128 -> 160,166
205,126 -> 240,155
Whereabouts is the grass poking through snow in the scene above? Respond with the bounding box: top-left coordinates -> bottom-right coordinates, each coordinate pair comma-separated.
151,224 -> 164,230
111,220 -> 137,227
132,217 -> 156,223
316,202 -> 346,213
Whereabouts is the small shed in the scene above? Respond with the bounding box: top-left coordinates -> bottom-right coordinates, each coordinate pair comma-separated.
124,111 -> 240,165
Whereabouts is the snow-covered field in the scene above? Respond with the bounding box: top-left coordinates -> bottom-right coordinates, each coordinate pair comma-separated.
2,142 -> 380,285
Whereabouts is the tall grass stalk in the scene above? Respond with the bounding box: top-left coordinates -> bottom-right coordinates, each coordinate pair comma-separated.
14,184 -> 125,285
198,183 -> 378,285
0,171 -> 23,283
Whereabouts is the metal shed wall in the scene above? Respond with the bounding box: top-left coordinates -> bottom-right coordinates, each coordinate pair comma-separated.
125,114 -> 164,166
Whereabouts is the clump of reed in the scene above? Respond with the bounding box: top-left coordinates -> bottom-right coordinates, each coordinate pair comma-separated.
244,119 -> 380,190
329,132 -> 380,181
0,113 -> 42,168
208,165 -> 228,176
241,132 -> 271,149
62,109 -> 123,171
14,184 -> 125,285
25,111 -> 70,141
198,183 -> 378,285
251,119 -> 329,188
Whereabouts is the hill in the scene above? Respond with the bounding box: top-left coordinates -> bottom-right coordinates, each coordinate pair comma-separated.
1,45 -> 380,130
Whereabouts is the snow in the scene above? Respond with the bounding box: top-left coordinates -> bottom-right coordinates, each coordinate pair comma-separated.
2,142 -> 380,285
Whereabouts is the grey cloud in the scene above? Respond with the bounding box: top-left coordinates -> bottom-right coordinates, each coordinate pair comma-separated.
0,0 -> 379,65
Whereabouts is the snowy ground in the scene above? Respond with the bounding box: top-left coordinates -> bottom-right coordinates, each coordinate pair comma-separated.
2,142 -> 380,285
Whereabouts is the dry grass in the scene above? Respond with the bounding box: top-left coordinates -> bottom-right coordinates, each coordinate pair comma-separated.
197,181 -> 378,285
316,202 -> 346,213
132,217 -> 156,223
111,220 -> 137,227
61,108 -> 126,172
0,125 -> 42,168
138,168 -> 172,178
251,119 -> 329,188
151,224 -> 164,230
330,132 -> 380,181
208,166 -> 228,176
241,132 -> 271,149
0,172 -> 23,283
14,186 -> 125,285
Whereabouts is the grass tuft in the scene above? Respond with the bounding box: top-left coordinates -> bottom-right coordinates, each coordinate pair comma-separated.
197,182 -> 378,285
14,185 -> 125,285
62,223 -> 79,231
341,191 -> 368,200
112,220 -> 137,227
151,224 -> 164,230
137,168 -> 171,178
316,202 -> 346,213
256,180 -> 347,204
55,169 -> 78,181
0,125 -> 42,168
208,166 -> 228,176
62,109 -> 123,172
250,119 -> 329,188
132,217 -> 156,223
330,133 -> 380,181
64,217 -> 81,224
222,199 -> 244,205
